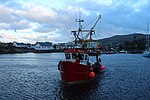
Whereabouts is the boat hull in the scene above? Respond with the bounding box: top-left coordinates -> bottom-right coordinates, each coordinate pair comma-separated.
143,50 -> 150,58
143,53 -> 150,57
58,61 -> 96,84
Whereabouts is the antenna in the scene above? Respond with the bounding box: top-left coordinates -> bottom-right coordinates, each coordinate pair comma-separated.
75,19 -> 84,31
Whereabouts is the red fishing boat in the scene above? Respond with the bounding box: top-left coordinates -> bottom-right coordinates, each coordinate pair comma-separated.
58,15 -> 104,84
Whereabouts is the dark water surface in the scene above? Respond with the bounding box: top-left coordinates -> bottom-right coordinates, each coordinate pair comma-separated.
0,53 -> 150,100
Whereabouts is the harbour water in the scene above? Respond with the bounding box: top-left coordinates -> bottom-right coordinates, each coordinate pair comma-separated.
0,53 -> 150,100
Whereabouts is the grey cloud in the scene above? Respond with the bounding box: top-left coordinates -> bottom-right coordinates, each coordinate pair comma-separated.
9,21 -> 31,30
0,20 -> 31,30
34,24 -> 54,33
0,6 -> 19,23
74,0 -> 150,35
0,35 -> 3,38
1,0 -> 150,43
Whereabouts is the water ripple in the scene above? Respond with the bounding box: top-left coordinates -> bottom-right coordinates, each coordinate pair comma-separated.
0,53 -> 150,99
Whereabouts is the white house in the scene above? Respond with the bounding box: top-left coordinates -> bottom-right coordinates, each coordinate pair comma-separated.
13,42 -> 30,48
34,42 -> 53,50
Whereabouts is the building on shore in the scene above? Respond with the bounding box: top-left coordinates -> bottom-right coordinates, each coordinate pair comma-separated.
34,42 -> 53,50
13,42 -> 31,48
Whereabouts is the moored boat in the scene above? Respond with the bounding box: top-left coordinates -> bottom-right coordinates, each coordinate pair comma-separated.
143,48 -> 150,57
143,23 -> 150,58
58,15 -> 104,84
58,48 -> 104,84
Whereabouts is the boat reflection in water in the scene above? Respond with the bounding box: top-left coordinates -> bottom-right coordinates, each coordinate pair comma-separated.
143,23 -> 150,58
55,72 -> 104,100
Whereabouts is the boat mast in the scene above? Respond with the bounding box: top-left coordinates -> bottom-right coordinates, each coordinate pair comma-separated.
146,22 -> 150,50
72,19 -> 84,45
148,22 -> 150,50
72,2 -> 84,45
71,15 -> 101,49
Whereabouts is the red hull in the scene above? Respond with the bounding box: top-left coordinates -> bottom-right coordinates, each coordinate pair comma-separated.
58,61 -> 94,83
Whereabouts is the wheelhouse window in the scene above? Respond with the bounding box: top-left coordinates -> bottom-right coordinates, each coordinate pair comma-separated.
75,53 -> 84,60
72,53 -> 76,59
80,54 -> 84,60
65,53 -> 71,59
84,54 -> 88,60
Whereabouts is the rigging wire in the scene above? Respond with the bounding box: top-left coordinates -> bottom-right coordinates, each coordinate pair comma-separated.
78,0 -> 83,39
97,17 -> 101,39
74,0 -> 77,21
93,21 -> 100,40
73,0 -> 101,43
82,16 -> 99,29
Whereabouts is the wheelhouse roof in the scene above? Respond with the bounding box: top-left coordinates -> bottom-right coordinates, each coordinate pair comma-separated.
64,48 -> 88,54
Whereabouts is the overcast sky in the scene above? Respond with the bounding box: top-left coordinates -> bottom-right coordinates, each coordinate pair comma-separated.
0,0 -> 150,43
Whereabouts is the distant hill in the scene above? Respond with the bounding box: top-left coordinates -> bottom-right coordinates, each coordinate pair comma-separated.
98,33 -> 146,46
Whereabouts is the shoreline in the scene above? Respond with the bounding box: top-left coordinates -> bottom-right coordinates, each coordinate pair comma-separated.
0,50 -> 143,54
